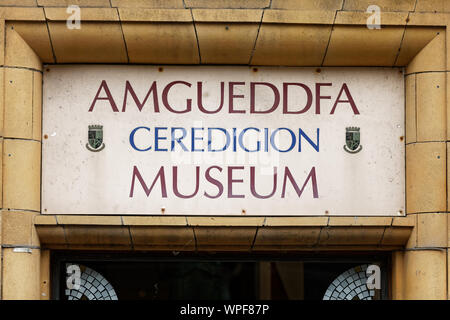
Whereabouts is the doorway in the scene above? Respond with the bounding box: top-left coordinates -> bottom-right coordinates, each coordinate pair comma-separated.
52,252 -> 389,300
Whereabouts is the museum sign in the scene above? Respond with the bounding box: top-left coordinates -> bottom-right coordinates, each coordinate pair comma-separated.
42,66 -> 404,216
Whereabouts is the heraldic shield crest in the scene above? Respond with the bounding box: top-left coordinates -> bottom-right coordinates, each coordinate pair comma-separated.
344,127 -> 362,154
86,125 -> 105,152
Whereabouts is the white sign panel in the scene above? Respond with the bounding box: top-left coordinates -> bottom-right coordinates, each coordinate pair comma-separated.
42,66 -> 405,216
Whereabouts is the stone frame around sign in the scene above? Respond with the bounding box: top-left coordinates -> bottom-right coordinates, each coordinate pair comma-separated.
0,6 -> 448,300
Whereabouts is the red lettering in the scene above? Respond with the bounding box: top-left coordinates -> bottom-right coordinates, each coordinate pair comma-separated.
122,81 -> 159,112
250,167 -> 277,199
315,83 -> 332,114
129,166 -> 167,198
330,83 -> 360,115
162,81 -> 192,113
283,83 -> 312,114
227,166 -> 245,198
172,166 -> 200,199
204,166 -> 224,198
197,81 -> 225,114
281,167 -> 318,198
250,82 -> 280,114
229,82 -> 245,114
88,80 -> 119,112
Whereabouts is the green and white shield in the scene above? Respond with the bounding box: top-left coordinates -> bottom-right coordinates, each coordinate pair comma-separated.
86,125 -> 105,152
344,127 -> 362,153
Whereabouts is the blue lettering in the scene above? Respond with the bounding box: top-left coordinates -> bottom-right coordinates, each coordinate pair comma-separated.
208,128 -> 230,152
171,127 -> 188,151
299,128 -> 319,152
155,127 -> 168,151
129,126 -> 152,151
239,127 -> 260,152
270,128 -> 296,152
191,127 -> 204,152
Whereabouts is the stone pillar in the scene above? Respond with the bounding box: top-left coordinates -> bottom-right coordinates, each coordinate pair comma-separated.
1,23 -> 42,300
393,31 -> 449,299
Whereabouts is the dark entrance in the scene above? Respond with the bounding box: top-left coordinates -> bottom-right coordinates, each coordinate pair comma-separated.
52,252 -> 389,300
